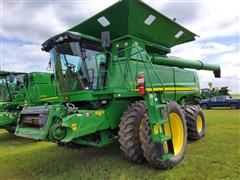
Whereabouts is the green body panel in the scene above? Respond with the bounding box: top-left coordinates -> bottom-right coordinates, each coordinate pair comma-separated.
15,100 -> 131,143
60,110 -> 108,142
0,111 -> 18,126
108,54 -> 200,94
61,100 -> 130,142
25,72 -> 58,103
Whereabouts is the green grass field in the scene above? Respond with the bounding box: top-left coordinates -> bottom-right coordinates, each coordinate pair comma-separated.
1,110 -> 240,180
232,94 -> 240,99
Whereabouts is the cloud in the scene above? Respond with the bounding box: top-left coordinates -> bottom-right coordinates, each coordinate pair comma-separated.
170,42 -> 239,93
170,41 -> 237,60
2,42 -> 49,72
1,0 -> 118,43
196,51 -> 240,93
144,0 -> 239,41
144,0 -> 203,24
188,1 -> 239,41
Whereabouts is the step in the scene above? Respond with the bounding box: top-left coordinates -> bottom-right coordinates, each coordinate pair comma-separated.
155,104 -> 167,109
161,136 -> 172,142
157,119 -> 169,125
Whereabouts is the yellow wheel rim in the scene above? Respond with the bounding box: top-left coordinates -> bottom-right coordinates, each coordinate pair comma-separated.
164,113 -> 184,156
196,115 -> 203,133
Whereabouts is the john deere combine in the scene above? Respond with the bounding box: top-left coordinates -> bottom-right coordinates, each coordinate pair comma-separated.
15,0 -> 221,169
0,71 -> 58,133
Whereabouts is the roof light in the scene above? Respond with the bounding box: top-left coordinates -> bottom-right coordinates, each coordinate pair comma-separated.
56,36 -> 64,42
63,35 -> 68,39
97,16 -> 110,27
144,15 -> 156,25
175,31 -> 184,38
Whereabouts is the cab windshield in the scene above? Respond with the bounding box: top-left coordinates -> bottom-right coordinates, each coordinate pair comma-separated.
49,41 -> 106,93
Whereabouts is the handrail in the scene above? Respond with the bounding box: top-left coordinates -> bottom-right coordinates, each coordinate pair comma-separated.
95,45 -> 168,102
118,46 -> 167,102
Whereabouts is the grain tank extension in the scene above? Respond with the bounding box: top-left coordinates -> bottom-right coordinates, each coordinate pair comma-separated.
15,0 -> 220,169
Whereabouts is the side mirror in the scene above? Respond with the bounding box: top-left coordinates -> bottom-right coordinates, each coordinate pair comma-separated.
101,31 -> 111,48
9,74 -> 14,83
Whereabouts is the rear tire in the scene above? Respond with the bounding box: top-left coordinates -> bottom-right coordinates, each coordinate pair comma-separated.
140,101 -> 187,169
184,105 -> 206,140
230,103 -> 238,109
118,100 -> 146,163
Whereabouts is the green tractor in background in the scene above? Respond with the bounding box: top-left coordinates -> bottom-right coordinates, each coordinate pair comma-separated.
0,71 -> 58,133
200,87 -> 231,100
15,0 -> 221,169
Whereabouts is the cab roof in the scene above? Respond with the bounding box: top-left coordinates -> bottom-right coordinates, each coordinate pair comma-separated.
0,70 -> 26,77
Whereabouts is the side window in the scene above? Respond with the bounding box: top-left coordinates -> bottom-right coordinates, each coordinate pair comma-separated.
210,97 -> 217,102
216,96 -> 225,102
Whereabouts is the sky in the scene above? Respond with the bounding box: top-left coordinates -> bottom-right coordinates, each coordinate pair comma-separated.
0,0 -> 239,93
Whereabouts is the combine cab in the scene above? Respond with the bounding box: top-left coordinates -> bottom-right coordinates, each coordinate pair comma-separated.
15,0 -> 221,169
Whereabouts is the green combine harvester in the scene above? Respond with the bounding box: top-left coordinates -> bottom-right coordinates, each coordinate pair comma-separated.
200,87 -> 230,100
15,0 -> 221,169
0,71 -> 27,132
0,71 -> 58,133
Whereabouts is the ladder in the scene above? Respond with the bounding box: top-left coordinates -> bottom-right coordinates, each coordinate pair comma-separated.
123,46 -> 175,160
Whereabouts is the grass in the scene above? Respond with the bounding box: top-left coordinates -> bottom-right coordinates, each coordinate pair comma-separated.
1,110 -> 240,180
232,94 -> 240,99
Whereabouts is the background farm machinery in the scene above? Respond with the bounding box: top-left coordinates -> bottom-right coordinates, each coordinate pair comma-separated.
200,87 -> 230,100
0,71 -> 58,133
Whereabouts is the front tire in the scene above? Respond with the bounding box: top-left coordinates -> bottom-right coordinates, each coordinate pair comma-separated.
140,101 -> 187,169
201,104 -> 208,110
5,125 -> 16,134
118,100 -> 146,163
184,105 -> 206,140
